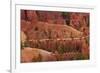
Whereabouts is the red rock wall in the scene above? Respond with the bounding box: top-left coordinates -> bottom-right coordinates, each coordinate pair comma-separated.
20,10 -> 90,62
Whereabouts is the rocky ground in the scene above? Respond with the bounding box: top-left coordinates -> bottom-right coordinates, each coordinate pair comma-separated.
20,10 -> 89,63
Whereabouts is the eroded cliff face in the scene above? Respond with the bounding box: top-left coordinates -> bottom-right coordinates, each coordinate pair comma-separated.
21,20 -> 82,40
20,10 -> 89,63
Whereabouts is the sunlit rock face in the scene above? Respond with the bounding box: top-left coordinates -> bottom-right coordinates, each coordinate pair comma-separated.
21,47 -> 57,63
21,31 -> 27,43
